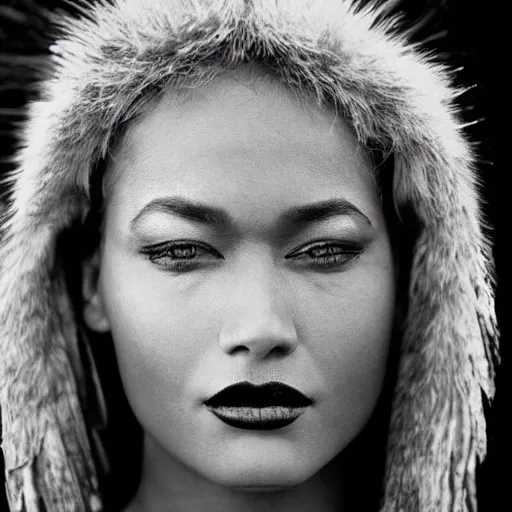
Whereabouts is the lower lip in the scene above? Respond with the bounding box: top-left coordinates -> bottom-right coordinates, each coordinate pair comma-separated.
205,405 -> 308,430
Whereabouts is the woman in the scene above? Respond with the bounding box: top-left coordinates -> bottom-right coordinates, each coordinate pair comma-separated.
0,0 -> 500,511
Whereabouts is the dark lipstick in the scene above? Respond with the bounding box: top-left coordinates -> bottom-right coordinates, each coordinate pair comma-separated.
203,381 -> 313,430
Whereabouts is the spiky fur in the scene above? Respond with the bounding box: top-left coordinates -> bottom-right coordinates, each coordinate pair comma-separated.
0,0 -> 499,510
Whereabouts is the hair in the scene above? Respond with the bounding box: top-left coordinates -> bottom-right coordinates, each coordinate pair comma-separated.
56,59 -> 416,512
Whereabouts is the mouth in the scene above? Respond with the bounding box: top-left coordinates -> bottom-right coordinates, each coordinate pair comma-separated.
203,381 -> 313,431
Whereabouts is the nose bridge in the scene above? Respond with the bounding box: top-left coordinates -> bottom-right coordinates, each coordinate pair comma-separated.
218,259 -> 298,358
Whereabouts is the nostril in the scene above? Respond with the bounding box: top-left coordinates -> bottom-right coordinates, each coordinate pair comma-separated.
218,310 -> 299,358
226,342 -> 291,357
227,345 -> 250,356
270,344 -> 292,356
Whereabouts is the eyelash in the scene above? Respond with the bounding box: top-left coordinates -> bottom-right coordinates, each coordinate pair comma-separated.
140,240 -> 365,273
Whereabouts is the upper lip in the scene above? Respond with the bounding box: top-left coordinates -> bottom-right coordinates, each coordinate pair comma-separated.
203,381 -> 313,408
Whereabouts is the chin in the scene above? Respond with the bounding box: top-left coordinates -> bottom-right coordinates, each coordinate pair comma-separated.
233,485 -> 294,493
201,458 -> 318,490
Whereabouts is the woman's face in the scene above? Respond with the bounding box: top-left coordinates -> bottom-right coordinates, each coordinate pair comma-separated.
85,68 -> 396,489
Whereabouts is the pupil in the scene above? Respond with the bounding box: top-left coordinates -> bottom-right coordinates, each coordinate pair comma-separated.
173,246 -> 196,258
311,246 -> 334,257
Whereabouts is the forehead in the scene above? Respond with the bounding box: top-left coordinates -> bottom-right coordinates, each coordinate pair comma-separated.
103,65 -> 383,230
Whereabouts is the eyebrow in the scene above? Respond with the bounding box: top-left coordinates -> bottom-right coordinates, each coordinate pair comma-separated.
130,196 -> 372,231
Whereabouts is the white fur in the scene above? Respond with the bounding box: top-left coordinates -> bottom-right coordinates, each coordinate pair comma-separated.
0,1 -> 499,510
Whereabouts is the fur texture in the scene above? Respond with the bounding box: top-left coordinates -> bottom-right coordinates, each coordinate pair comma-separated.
0,0 -> 499,510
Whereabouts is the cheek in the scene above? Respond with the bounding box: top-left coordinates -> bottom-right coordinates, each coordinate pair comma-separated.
297,265 -> 395,428
97,249 -> 210,414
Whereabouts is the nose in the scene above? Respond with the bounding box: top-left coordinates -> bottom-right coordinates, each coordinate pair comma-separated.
218,271 -> 299,360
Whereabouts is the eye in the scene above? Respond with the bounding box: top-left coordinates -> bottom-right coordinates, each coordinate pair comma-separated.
286,241 -> 365,270
140,241 -> 223,272
140,239 -> 365,273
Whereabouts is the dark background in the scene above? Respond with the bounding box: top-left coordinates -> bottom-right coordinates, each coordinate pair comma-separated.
0,0 -> 509,510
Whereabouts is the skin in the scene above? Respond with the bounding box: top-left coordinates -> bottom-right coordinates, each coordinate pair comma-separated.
83,65 -> 396,511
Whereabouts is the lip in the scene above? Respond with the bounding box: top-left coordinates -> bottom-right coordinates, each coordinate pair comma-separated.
206,405 -> 307,430
203,381 -> 313,431
203,381 -> 314,408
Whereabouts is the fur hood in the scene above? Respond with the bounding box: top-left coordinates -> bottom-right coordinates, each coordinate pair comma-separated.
0,0 -> 500,510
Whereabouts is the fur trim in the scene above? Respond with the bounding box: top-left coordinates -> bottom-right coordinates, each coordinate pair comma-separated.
0,0 -> 499,510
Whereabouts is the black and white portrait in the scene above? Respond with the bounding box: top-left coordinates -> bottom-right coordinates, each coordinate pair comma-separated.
0,1 -> 508,511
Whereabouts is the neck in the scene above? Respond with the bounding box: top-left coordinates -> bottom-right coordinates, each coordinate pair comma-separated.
125,434 -> 349,512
